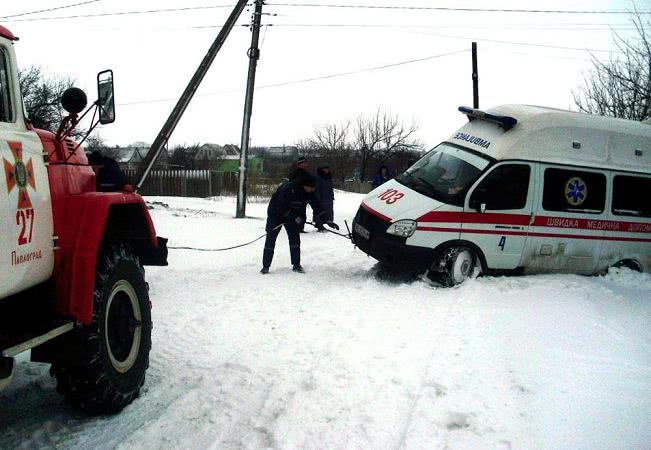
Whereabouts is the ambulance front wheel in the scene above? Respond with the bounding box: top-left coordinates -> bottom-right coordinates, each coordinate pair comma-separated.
432,246 -> 481,287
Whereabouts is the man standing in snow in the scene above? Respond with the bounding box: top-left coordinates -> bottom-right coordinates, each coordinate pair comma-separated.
372,165 -> 392,189
288,157 -> 310,233
261,174 -> 339,274
314,165 -> 335,231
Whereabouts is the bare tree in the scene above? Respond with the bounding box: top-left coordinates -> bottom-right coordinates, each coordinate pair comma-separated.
353,109 -> 422,182
169,143 -> 201,169
18,65 -> 80,135
85,134 -> 108,153
302,121 -> 357,182
573,10 -> 651,121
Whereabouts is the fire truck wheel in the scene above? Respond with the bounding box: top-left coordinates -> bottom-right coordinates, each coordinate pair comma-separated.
53,242 -> 151,415
433,247 -> 481,287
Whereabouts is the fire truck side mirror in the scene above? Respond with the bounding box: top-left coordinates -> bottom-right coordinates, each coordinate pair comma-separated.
97,69 -> 115,125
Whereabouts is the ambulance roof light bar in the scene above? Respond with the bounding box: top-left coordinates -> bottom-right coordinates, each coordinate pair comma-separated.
458,106 -> 518,131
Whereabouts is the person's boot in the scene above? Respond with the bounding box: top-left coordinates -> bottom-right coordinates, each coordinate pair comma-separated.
260,267 -> 269,274
292,265 -> 305,273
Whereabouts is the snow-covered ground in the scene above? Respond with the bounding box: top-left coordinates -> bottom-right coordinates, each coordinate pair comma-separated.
1,191 -> 650,449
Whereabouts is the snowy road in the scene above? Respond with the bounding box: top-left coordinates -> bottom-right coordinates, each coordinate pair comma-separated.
1,192 -> 650,449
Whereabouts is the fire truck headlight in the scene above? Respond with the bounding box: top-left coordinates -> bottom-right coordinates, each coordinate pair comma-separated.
386,220 -> 417,238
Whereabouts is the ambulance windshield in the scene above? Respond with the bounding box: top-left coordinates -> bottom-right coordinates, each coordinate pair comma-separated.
397,144 -> 490,205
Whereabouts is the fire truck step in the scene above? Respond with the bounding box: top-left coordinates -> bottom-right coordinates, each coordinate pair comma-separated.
1,322 -> 74,358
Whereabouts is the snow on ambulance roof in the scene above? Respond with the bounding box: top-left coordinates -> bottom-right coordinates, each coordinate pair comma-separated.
0,25 -> 18,42
448,104 -> 651,174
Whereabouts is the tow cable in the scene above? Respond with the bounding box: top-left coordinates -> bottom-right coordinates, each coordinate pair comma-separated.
305,221 -> 353,240
167,220 -> 352,252
167,223 -> 284,252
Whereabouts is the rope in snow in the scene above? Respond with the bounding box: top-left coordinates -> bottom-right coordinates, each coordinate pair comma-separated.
168,223 -> 284,252
168,220 -> 351,252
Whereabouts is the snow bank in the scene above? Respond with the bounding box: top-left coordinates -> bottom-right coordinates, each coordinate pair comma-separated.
1,192 -> 649,449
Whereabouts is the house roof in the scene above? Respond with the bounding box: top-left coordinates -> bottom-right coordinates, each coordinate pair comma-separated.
195,143 -> 241,160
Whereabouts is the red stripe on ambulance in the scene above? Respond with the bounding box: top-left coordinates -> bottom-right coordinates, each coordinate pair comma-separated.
361,202 -> 392,222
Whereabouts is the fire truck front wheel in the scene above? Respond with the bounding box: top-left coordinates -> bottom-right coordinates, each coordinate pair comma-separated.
54,242 -> 152,415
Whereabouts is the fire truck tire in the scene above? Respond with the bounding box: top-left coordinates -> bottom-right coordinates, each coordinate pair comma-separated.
432,246 -> 481,287
53,242 -> 151,415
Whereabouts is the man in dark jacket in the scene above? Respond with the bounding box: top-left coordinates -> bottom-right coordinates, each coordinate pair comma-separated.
87,150 -> 128,192
314,165 -> 334,231
288,157 -> 309,233
372,165 -> 391,189
261,174 -> 339,274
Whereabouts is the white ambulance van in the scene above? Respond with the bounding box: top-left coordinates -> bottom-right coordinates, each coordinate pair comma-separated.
351,105 -> 651,286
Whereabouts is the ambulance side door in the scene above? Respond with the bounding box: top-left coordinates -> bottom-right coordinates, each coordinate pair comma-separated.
523,165 -> 607,274
463,162 -> 535,270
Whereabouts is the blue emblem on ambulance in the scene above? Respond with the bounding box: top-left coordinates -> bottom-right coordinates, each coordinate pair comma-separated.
565,177 -> 587,206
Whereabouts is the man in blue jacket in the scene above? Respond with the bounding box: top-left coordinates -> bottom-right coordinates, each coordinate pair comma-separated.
261,174 -> 339,274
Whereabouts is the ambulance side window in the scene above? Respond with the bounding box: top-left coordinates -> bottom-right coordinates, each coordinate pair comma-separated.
0,47 -> 12,123
470,164 -> 530,210
542,168 -> 606,214
612,175 -> 651,218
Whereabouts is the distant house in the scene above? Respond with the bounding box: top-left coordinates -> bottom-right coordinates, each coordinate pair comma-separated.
265,145 -> 298,159
193,143 -> 263,174
194,143 -> 240,170
103,145 -> 169,171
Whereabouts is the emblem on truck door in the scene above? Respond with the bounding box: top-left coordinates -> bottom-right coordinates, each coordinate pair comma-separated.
3,141 -> 37,247
3,141 -> 36,209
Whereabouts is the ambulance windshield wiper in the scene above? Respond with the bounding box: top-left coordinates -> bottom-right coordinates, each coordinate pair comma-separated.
415,176 -> 437,192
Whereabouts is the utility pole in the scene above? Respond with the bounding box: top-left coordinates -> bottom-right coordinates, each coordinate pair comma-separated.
236,0 -> 264,218
472,42 -> 479,109
135,0 -> 249,192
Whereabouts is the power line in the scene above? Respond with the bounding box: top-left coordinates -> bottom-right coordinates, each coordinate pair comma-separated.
249,25 -> 618,53
83,22 -> 637,34
259,48 -> 468,88
7,4 -> 237,22
270,3 -> 651,15
118,48 -> 468,106
266,3 -> 651,15
410,31 -> 618,53
261,23 -> 637,32
0,0 -> 101,19
9,2 -> 649,23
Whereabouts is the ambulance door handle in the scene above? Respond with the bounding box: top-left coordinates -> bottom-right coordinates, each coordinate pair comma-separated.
529,212 -> 535,226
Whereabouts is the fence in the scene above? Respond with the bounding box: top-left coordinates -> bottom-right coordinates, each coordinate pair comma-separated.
124,169 -> 373,198
124,169 -> 285,198
124,169 -> 230,197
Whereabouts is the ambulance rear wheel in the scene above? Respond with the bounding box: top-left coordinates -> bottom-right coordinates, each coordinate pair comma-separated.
53,242 -> 152,415
432,247 -> 480,287
613,259 -> 642,272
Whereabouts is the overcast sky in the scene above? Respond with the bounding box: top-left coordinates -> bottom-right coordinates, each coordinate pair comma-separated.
2,0 -> 646,149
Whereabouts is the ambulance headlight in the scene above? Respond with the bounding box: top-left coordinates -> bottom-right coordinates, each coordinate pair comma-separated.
386,219 -> 417,238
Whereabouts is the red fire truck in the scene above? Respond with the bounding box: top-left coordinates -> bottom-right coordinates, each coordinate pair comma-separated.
0,25 -> 167,414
